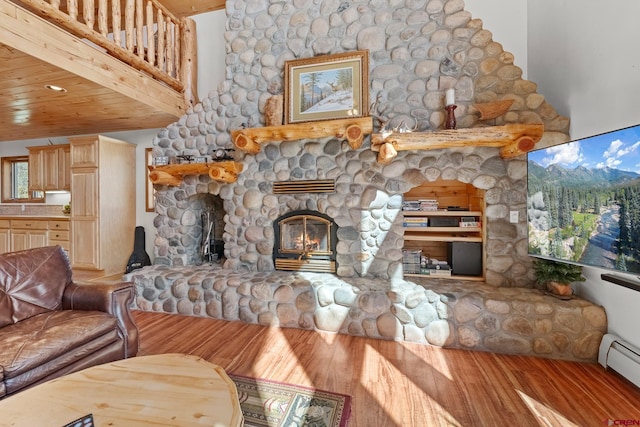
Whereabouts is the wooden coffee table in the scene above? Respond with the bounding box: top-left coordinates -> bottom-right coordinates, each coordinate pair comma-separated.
0,353 -> 243,426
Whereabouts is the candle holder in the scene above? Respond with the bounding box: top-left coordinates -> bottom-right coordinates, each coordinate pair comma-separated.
445,104 -> 457,130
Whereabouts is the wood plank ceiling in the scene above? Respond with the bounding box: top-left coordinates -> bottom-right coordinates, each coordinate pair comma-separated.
0,0 -> 225,143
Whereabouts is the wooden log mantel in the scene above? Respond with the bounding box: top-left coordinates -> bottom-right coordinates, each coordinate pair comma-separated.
148,161 -> 244,185
231,117 -> 374,153
371,123 -> 544,164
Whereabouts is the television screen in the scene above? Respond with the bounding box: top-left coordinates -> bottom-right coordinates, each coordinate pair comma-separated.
527,124 -> 640,274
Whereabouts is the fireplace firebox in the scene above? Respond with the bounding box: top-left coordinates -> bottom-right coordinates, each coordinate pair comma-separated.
273,210 -> 337,273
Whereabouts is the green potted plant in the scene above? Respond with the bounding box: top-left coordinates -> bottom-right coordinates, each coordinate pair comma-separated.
533,258 -> 585,297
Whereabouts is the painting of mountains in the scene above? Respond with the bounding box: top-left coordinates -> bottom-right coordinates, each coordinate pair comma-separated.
527,124 -> 640,274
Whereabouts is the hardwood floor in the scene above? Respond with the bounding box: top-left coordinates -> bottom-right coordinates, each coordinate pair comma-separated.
133,310 -> 640,427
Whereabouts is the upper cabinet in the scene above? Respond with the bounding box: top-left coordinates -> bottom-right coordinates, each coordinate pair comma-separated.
27,144 -> 71,192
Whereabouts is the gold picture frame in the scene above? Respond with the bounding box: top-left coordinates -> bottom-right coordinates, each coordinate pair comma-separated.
145,148 -> 155,212
284,50 -> 369,124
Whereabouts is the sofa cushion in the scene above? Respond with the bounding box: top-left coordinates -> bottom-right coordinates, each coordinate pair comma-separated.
0,246 -> 72,328
0,310 -> 118,380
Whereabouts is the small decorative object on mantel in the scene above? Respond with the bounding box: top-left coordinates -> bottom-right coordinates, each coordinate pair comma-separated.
444,88 -> 457,130
473,99 -> 515,121
265,95 -> 284,127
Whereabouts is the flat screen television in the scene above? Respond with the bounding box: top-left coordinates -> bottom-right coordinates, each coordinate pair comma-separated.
527,124 -> 640,277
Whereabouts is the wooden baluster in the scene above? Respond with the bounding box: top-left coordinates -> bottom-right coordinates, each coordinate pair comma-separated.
83,0 -> 95,30
166,18 -> 174,77
135,0 -> 144,59
124,0 -> 134,51
112,0 -> 122,46
98,0 -> 108,36
156,9 -> 165,70
174,19 -> 181,79
50,0 -> 60,9
68,0 -> 78,20
145,1 -> 155,66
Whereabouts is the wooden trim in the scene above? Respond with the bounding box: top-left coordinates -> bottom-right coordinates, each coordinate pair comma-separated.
145,148 -> 155,212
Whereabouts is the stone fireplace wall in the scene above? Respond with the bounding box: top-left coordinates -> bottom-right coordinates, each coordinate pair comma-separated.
151,0 -> 571,287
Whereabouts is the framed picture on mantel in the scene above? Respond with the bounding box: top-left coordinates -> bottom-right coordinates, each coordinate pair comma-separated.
284,50 -> 369,124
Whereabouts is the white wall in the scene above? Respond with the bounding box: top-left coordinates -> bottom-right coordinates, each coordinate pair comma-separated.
528,0 -> 640,349
191,9 -> 227,101
464,0 -> 528,78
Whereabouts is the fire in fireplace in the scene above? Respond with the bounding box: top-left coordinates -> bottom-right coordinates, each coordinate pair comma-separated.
273,210 -> 337,273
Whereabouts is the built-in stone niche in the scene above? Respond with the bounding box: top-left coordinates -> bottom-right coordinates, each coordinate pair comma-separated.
162,193 -> 225,266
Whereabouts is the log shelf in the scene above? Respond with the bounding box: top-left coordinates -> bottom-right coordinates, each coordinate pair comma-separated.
148,161 -> 243,185
231,117 -> 374,153
371,123 -> 544,164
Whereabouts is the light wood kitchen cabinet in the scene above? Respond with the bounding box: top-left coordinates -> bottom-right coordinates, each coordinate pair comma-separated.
28,147 -> 44,191
69,135 -> 136,275
10,219 -> 48,252
0,220 -> 10,254
0,218 -> 70,255
48,220 -> 71,256
27,144 -> 71,191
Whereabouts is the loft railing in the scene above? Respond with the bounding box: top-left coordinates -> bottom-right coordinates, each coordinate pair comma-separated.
17,0 -> 197,106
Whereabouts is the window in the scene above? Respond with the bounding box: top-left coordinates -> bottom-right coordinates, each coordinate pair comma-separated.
1,156 -> 44,203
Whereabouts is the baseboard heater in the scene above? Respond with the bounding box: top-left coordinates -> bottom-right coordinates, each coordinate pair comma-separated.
599,334 -> 640,388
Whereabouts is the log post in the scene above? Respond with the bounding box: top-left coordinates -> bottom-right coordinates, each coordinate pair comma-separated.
149,169 -> 182,186
346,124 -> 364,149
232,132 -> 261,154
377,142 -> 398,164
209,164 -> 241,183
180,17 -> 198,108
499,136 -> 536,158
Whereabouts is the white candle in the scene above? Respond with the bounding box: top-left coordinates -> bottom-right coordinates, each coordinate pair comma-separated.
445,88 -> 455,106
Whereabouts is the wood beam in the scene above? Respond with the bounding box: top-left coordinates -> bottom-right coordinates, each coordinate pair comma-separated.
371,123 -> 544,162
231,117 -> 374,153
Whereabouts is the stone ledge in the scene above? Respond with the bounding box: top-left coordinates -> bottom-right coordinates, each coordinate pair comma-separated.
124,264 -> 607,362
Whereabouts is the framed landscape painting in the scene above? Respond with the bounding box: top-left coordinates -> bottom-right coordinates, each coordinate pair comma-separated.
284,50 -> 369,124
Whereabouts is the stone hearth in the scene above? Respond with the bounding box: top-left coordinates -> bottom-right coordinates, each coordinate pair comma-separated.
124,265 -> 606,362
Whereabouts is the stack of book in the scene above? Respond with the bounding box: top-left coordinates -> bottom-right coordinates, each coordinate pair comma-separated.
402,249 -> 422,274
403,217 -> 429,227
402,199 -> 439,211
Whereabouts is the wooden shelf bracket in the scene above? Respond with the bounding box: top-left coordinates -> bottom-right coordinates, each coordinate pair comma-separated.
231,117 -> 374,153
148,161 -> 244,186
371,123 -> 544,164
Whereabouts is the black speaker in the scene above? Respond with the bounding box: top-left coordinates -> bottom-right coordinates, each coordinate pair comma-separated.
448,242 -> 482,276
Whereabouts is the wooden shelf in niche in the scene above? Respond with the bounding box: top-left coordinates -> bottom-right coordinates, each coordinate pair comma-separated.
402,180 -> 485,281
230,117 -> 373,154
371,123 -> 544,164
148,161 -> 243,185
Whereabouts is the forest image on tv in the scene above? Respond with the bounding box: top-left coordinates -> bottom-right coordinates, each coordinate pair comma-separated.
527,124 -> 640,274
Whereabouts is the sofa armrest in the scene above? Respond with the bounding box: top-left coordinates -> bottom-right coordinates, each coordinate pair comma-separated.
62,281 -> 139,357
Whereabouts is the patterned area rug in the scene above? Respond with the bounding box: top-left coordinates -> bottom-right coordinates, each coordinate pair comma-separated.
229,374 -> 351,427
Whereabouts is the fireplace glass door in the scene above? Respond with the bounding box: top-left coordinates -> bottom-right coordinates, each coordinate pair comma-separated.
280,215 -> 331,257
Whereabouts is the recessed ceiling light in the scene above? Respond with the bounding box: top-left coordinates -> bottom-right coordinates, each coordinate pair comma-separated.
44,84 -> 67,93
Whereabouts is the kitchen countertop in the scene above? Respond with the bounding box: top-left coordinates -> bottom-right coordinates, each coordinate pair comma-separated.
0,215 -> 70,220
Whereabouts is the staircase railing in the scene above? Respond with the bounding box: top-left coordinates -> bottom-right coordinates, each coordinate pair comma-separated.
16,0 -> 197,106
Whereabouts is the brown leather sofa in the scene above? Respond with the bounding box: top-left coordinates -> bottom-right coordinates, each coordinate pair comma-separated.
0,245 -> 139,398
